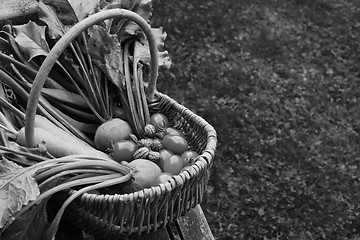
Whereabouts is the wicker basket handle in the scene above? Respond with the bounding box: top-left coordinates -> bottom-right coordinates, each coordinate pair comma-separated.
25,9 -> 159,147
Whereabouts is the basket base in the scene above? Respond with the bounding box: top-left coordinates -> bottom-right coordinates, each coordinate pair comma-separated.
79,205 -> 214,240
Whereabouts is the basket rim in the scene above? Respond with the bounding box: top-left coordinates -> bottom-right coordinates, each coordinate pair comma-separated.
69,91 -> 217,202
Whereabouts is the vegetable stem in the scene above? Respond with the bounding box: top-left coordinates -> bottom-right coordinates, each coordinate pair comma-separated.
43,173 -> 132,240
25,8 -> 159,148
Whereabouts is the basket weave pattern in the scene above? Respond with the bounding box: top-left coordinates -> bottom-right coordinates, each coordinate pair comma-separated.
65,91 -> 217,238
9,7 -> 218,238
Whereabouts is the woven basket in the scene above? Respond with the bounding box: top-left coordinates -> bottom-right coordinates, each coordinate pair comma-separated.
24,9 -> 217,239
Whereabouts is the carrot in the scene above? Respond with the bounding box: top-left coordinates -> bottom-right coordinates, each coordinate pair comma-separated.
16,125 -> 112,160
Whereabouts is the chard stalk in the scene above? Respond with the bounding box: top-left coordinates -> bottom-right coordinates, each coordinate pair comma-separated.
25,8 -> 159,148
43,174 -> 132,240
124,41 -> 143,136
38,169 -> 114,189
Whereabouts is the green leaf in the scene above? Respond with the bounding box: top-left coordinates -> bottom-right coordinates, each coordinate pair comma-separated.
41,0 -> 77,25
87,25 -> 126,88
38,1 -> 67,39
132,0 -> 152,22
13,21 -> 50,61
67,0 -> 100,21
99,0 -> 134,9
0,159 -> 40,229
42,0 -> 100,23
0,199 -> 49,240
121,0 -> 152,38
134,27 -> 172,69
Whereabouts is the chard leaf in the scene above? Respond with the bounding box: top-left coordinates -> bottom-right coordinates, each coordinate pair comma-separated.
134,27 -> 172,69
41,0 -> 78,25
91,0 -> 137,14
132,0 -> 152,22
42,0 -> 100,22
38,1 -> 67,39
0,159 -> 40,229
99,0 -> 133,10
121,0 -> 152,38
66,0 -> 100,21
13,21 -> 50,61
0,199 -> 49,240
87,25 -> 126,88
94,0 -> 138,32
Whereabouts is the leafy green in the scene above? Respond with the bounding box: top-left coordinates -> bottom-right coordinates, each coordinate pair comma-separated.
87,25 -> 125,89
119,0 -> 152,40
135,27 -> 172,69
38,1 -> 67,39
41,0 -> 77,25
0,159 -> 40,229
0,199 -> 49,240
13,21 -> 50,61
100,0 -> 133,9
66,0 -> 100,21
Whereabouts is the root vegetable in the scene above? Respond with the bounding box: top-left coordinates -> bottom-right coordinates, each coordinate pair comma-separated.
122,159 -> 162,192
94,118 -> 133,151
16,126 -> 112,160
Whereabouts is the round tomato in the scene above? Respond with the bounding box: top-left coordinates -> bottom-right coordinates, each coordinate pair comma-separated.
158,149 -> 174,170
162,155 -> 184,175
162,134 -> 188,155
111,140 -> 138,162
165,127 -> 184,137
150,113 -> 169,131
151,172 -> 174,186
180,150 -> 199,166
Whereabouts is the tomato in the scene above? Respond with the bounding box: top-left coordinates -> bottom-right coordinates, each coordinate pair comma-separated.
111,140 -> 138,162
165,127 -> 184,137
150,113 -> 169,131
161,134 -> 188,155
158,149 -> 174,170
162,155 -> 184,175
180,150 -> 199,166
151,172 -> 174,186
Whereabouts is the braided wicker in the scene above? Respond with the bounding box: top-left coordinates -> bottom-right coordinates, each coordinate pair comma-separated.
24,8 -> 217,239
65,92 -> 217,238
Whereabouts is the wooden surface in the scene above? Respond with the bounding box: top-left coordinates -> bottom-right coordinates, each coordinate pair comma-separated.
176,205 -> 215,240
0,0 -> 38,22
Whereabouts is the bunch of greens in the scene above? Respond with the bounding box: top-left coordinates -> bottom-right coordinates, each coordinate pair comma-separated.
0,0 -> 172,239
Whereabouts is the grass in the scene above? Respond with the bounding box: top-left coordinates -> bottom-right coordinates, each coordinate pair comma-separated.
152,0 -> 360,239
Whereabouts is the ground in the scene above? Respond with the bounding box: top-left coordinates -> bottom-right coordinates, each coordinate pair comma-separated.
151,0 -> 360,239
